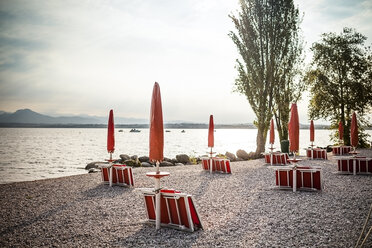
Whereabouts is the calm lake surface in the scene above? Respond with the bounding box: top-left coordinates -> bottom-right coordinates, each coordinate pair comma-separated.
0,128 -> 371,184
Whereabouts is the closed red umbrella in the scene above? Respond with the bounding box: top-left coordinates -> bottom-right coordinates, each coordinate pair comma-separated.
289,103 -> 299,154
350,112 -> 358,148
147,82 -> 169,230
149,82 -> 164,164
208,115 -> 214,148
339,121 -> 344,141
289,103 -> 300,192
107,109 -> 115,159
310,120 -> 314,143
270,118 -> 275,144
208,115 -> 214,173
106,109 -> 115,187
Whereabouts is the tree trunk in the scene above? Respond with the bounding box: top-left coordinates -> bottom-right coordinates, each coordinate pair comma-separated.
344,107 -> 351,145
255,123 -> 268,155
274,108 -> 289,142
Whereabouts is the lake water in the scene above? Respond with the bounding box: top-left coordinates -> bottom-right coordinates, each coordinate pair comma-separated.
0,128 -> 371,184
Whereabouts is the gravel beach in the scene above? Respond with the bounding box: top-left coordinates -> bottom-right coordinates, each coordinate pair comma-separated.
1,150 -> 371,247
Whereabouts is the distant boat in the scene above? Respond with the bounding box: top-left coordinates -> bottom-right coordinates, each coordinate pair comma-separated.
181,130 -> 185,133
130,128 -> 141,133
118,130 -> 123,132
166,130 -> 171,132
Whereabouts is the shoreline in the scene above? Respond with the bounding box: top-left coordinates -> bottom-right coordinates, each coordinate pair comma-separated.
1,151 -> 371,247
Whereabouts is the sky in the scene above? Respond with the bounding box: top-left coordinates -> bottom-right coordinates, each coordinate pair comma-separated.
0,0 -> 371,124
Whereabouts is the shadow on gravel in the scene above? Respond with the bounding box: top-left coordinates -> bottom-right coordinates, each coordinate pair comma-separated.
81,184 -> 134,198
112,223 -> 202,247
0,197 -> 84,238
193,171 -> 231,197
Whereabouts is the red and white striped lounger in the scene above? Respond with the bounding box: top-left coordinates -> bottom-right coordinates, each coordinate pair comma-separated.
141,188 -> 203,232
201,157 -> 231,173
113,164 -> 134,187
265,152 -> 289,165
98,163 -> 134,187
332,146 -> 352,156
335,156 -> 372,175
274,166 -> 323,191
306,148 -> 328,160
98,163 -> 111,185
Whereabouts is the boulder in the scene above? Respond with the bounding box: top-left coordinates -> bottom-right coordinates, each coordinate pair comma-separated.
236,149 -> 250,160
326,145 -> 333,152
124,159 -> 141,167
141,162 -> 153,167
160,161 -> 175,167
139,156 -> 150,163
88,168 -> 99,173
130,155 -> 138,161
176,154 -> 190,164
85,161 -> 103,170
225,152 -> 236,161
120,154 -> 131,161
175,163 -> 184,166
164,157 -> 173,163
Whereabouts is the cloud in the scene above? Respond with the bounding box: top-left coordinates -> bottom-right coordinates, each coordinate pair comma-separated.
0,0 -> 370,124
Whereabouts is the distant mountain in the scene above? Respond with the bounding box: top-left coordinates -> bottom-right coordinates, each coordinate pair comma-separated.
0,109 -> 334,129
0,109 -> 147,125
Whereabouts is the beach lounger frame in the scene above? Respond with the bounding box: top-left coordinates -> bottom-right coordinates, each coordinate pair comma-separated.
113,165 -> 135,187
264,152 -> 289,165
141,188 -> 203,232
332,146 -> 352,156
274,166 -> 323,191
306,148 -> 328,160
335,157 -> 372,175
98,163 -> 134,187
98,163 -> 111,185
201,157 -> 231,173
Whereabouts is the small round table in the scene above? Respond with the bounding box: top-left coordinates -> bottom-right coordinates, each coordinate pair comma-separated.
287,158 -> 302,164
146,171 -> 170,179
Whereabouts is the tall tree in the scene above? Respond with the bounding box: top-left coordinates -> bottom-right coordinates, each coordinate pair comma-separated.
304,28 -> 372,146
229,0 -> 303,154
272,24 -> 305,141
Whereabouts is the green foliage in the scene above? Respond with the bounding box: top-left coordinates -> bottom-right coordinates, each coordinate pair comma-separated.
304,27 -> 372,146
229,0 -> 304,153
216,154 -> 227,159
189,155 -> 198,165
329,114 -> 371,148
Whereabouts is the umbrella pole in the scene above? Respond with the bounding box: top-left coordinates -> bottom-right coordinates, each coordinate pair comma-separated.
293,166 -> 297,192
155,161 -> 161,230
270,143 -> 273,166
293,152 -> 297,192
156,159 -> 160,174
311,141 -> 314,160
209,147 -> 213,174
353,147 -> 356,175
109,152 -> 113,187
